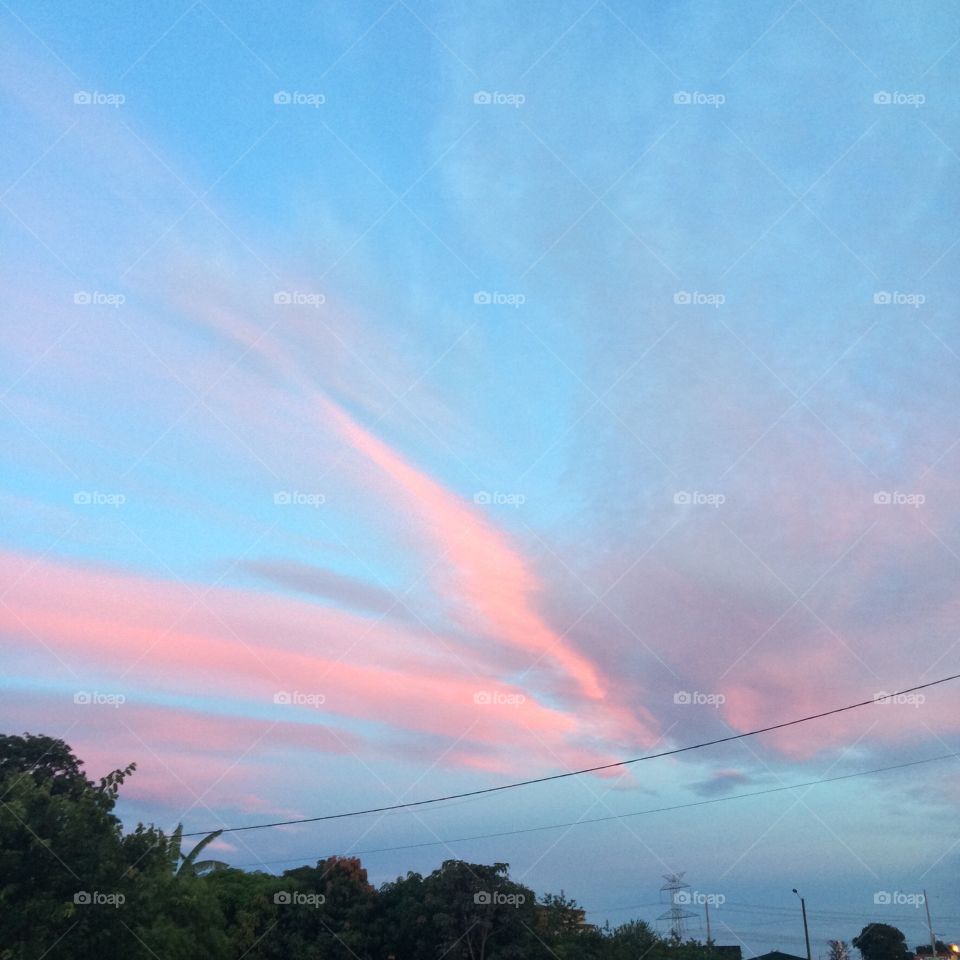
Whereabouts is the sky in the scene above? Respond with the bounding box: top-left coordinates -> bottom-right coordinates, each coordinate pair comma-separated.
1,0 -> 960,954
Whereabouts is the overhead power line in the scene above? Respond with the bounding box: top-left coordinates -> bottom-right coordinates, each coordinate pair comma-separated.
590,900 -> 960,922
183,673 -> 960,837
231,752 -> 957,866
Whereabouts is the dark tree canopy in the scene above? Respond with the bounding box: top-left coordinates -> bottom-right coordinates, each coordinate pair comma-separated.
853,924 -> 913,960
0,733 -> 89,796
1,731 -> 836,960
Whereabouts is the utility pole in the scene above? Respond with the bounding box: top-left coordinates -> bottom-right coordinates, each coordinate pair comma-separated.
924,889 -> 938,959
705,900 -> 713,951
793,889 -> 812,960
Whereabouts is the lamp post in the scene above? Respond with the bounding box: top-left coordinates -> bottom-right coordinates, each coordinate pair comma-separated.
792,889 -> 812,960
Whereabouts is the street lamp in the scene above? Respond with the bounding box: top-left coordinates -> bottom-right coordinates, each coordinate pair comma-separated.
793,889 -> 812,960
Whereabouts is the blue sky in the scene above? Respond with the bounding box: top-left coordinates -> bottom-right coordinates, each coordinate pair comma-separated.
2,0 -> 960,954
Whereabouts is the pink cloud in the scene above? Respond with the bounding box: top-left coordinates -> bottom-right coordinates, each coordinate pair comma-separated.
0,690 -> 343,816
0,549 -> 635,783
323,400 -> 607,701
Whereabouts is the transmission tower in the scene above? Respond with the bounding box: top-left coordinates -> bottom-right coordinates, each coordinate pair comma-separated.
658,873 -> 697,941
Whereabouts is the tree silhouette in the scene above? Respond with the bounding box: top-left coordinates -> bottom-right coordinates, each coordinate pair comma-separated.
854,924 -> 912,960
